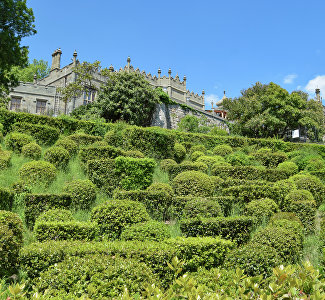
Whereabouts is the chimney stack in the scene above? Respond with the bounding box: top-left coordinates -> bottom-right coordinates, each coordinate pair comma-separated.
316,88 -> 321,102
51,48 -> 62,71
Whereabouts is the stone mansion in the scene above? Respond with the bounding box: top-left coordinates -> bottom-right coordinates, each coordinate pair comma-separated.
8,49 -> 206,116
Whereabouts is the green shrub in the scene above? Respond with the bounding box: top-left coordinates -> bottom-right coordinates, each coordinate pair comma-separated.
190,145 -> 207,154
35,209 -> 74,223
270,212 -> 303,227
113,189 -> 172,220
160,158 -> 177,172
68,133 -> 102,146
120,220 -> 171,242
272,179 -> 296,204
32,255 -> 157,298
19,160 -> 57,185
125,150 -> 145,158
245,198 -> 279,223
224,242 -> 281,278
21,142 -> 42,160
213,144 -> 233,156
146,182 -> 174,196
183,197 -> 223,218
63,179 -> 97,210
12,122 -> 60,145
225,151 -> 254,166
24,193 -> 72,228
44,146 -> 70,169
79,145 -> 126,164
174,142 -> 186,163
168,161 -> 208,180
0,149 -> 12,169
115,156 -> 156,190
277,161 -> 299,175
55,137 -> 78,156
250,226 -> 302,263
34,221 -> 98,242
289,174 -> 325,207
5,131 -> 34,153
196,155 -> 225,167
270,219 -> 304,245
180,216 -> 255,245
0,210 -> 23,246
91,200 -> 150,239
305,157 -> 325,172
10,180 -> 32,194
252,148 -> 287,168
172,171 -> 214,197
191,150 -> 205,161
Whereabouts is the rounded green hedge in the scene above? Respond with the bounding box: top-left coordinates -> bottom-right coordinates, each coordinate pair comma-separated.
174,143 -> 186,163
120,220 -> 171,242
44,146 -> 70,169
160,159 -> 177,172
172,171 -> 214,197
19,160 -> 57,186
305,157 -> 325,172
245,198 -> 279,223
191,150 -> 205,161
146,182 -> 174,196
35,209 -> 74,223
0,210 -> 23,246
125,150 -> 145,158
183,197 -> 223,218
55,138 -> 78,157
196,155 -> 225,167
5,132 -> 34,153
190,144 -> 207,154
21,142 -> 42,160
63,179 -> 97,210
213,144 -> 233,156
277,161 -> 299,175
91,200 -> 150,239
270,212 -> 303,226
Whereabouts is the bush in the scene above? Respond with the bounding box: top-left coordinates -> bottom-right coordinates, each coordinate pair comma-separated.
168,161 -> 208,180
24,193 -> 72,228
191,150 -> 205,161
79,145 -> 126,164
120,220 -> 171,242
183,197 -> 223,218
196,155 -> 225,167
21,142 -> 42,160
147,182 -> 174,196
270,219 -> 304,245
10,180 -> 32,194
55,138 -> 78,156
115,156 -> 156,190
0,210 -> 23,246
180,216 -> 255,245
125,150 -> 145,158
172,171 -> 214,197
305,157 -> 325,172
160,158 -> 177,172
213,144 -> 233,156
12,122 -> 60,145
225,151 -> 254,166
34,221 -> 98,242
277,161 -> 299,175
5,131 -> 34,153
190,145 -> 207,154
250,226 -> 302,263
272,179 -> 296,204
224,242 -> 281,278
91,200 -> 150,239
35,209 -> 74,223
32,255 -> 157,298
289,174 -> 325,207
63,179 -> 97,210
44,146 -> 70,169
174,143 -> 186,163
68,133 -> 102,146
19,160 -> 57,186
252,148 -> 287,168
0,149 -> 12,170
245,198 -> 279,223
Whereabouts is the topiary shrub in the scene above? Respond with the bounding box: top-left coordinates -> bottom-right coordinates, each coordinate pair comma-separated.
277,161 -> 299,175
160,159 -> 177,172
91,200 -> 150,239
35,209 -> 74,223
32,255 -> 157,299
196,155 -> 225,168
63,179 -> 97,210
120,220 -> 171,242
190,144 -> 207,154
305,157 -> 325,172
125,150 -> 145,158
174,143 -> 186,163
21,142 -> 42,160
5,131 -> 34,153
19,160 -> 57,186
183,197 -> 223,218
172,171 -> 214,197
225,151 -> 257,166
252,148 -> 287,168
44,146 -> 70,169
10,180 -> 32,194
146,182 -> 174,196
0,210 -> 23,246
273,179 -> 296,204
213,144 -> 233,156
289,174 -> 325,207
191,150 -> 205,161
270,219 -> 304,245
55,138 -> 78,157
270,211 -> 303,226
68,133 -> 102,147
224,242 -> 281,278
0,149 -> 12,170
210,176 -> 224,194
250,226 -> 302,263
245,198 -> 279,223
168,161 -> 209,180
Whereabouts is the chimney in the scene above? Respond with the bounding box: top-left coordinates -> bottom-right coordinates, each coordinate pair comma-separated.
73,50 -> 77,67
316,88 -> 321,102
51,48 -> 62,71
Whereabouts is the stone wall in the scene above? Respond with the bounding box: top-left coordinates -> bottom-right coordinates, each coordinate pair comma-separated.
151,103 -> 228,130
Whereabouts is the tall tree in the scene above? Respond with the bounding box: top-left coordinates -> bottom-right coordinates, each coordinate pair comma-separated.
10,59 -> 50,82
0,0 -> 36,93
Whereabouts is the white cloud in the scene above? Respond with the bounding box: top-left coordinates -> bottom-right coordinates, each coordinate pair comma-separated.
283,74 -> 297,84
305,75 -> 325,97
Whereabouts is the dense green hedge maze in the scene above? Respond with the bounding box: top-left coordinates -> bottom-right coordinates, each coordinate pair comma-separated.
2,109 -> 325,298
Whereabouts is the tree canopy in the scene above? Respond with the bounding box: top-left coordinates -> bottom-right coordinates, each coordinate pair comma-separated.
10,59 -> 50,82
222,82 -> 325,141
0,0 -> 36,93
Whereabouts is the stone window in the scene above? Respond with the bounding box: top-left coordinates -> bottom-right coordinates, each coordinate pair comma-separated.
36,99 -> 47,114
10,97 -> 21,110
83,88 -> 96,105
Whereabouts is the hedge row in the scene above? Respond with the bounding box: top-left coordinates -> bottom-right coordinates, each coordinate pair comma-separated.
0,187 -> 14,211
0,149 -> 12,170
79,145 -> 126,164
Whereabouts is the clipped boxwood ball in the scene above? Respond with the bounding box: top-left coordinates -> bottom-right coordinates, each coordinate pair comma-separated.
213,144 -> 233,156
91,200 -> 150,239
35,209 -> 74,223
174,143 -> 186,163
0,210 -> 23,246
190,145 -> 207,154
196,155 -> 225,167
160,159 -> 177,172
191,151 -> 205,161
146,182 -> 174,196
63,179 -> 97,210
55,138 -> 78,157
245,198 -> 279,223
270,211 -> 302,225
172,170 -> 214,197
277,161 -> 298,175
125,150 -> 145,158
5,132 -> 34,153
19,160 -> 57,185
21,143 -> 42,160
44,146 -> 70,169
183,197 -> 223,218
120,220 -> 171,242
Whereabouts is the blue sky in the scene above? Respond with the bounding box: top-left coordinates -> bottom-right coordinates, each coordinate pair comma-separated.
24,0 -> 325,108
